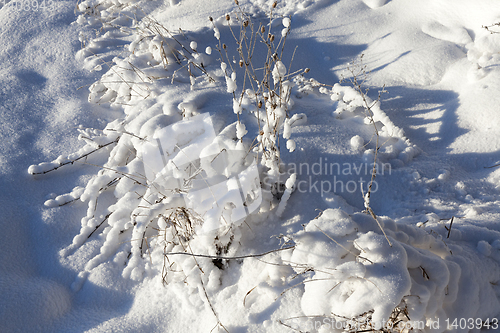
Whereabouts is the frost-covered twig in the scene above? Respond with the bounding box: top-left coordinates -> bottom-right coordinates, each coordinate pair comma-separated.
484,162 -> 500,168
341,55 -> 392,247
87,212 -> 112,239
483,22 -> 500,34
28,137 -> 119,175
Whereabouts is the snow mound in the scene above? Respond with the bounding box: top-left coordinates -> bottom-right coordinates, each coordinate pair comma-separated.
295,76 -> 421,167
286,208 -> 500,331
50,110 -> 269,286
421,21 -> 472,46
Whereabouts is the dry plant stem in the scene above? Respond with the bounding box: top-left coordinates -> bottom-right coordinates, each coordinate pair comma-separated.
483,22 -> 500,34
57,196 -> 82,207
278,320 -> 306,333
105,128 -> 146,141
181,234 -> 228,332
202,277 -> 229,333
367,206 -> 392,247
161,221 -> 228,332
484,162 -> 500,169
30,137 -> 120,175
214,3 -> 298,167
243,285 -> 258,307
87,212 -> 112,238
163,245 -> 294,260
84,161 -> 147,185
343,56 -> 392,247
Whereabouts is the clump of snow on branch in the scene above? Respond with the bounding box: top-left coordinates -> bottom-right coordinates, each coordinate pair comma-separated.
284,208 -> 500,331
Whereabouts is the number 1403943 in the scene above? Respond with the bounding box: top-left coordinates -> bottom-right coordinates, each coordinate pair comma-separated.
446,318 -> 498,330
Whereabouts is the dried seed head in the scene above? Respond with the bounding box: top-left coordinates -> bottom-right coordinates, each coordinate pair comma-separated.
272,1 -> 277,8
270,34 -> 275,42
209,16 -> 213,22
258,101 -> 262,108
305,68 -> 310,73
226,14 -> 230,21
239,60 -> 244,67
223,43 -> 227,49
261,26 -> 265,33
234,0 -> 239,4
243,20 -> 249,27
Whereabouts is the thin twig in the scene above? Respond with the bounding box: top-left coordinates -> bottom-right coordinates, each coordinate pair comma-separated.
88,212 -> 112,238
447,216 -> 454,239
30,137 -> 120,175
484,163 -> 500,169
164,245 -> 295,260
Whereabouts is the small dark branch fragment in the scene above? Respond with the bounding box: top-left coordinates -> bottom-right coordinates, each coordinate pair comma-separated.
88,212 -> 112,239
420,266 -> 430,280
447,216 -> 454,239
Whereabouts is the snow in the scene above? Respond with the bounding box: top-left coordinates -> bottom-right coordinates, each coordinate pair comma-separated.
2,0 -> 500,332
272,61 -> 287,86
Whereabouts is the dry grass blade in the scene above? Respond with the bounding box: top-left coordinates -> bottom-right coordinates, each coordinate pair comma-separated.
243,285 -> 257,307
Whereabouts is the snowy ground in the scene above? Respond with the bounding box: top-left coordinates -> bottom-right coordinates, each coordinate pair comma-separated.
2,0 -> 500,332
